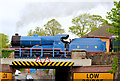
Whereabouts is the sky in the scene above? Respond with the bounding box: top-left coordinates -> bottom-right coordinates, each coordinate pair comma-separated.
0,0 -> 119,40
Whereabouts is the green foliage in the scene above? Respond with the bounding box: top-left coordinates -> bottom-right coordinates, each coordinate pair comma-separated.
89,15 -> 106,32
44,19 -> 65,36
27,27 -> 47,36
53,69 -> 55,76
19,69 -> 25,71
108,56 -> 119,74
91,27 -> 98,32
106,1 -> 120,40
1,49 -> 15,58
0,33 -> 9,49
45,69 -> 49,75
106,1 -> 120,79
28,19 -> 64,36
109,52 -> 112,55
69,13 -> 106,37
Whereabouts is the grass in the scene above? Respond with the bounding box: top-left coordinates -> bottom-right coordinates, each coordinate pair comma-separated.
19,69 -> 25,71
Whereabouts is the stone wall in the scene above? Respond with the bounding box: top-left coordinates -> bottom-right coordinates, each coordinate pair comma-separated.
0,58 -> 14,64
86,53 -> 118,65
71,49 -> 86,59
71,49 -> 118,65
0,64 -> 11,72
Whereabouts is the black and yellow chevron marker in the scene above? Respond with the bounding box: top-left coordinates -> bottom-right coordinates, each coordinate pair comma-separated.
12,61 -> 74,67
42,62 -> 74,66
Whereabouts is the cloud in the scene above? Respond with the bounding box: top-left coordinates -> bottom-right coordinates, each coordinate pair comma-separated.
0,0 -> 115,39
16,2 -> 100,29
16,1 -> 114,31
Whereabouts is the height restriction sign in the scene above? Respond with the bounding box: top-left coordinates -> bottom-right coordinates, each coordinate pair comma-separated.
73,72 -> 114,81
44,57 -> 50,62
35,57 -> 42,62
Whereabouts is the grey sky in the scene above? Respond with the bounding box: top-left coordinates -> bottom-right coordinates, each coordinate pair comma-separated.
0,0 -> 118,40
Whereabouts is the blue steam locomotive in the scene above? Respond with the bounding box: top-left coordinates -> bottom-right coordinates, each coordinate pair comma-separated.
11,33 -> 106,58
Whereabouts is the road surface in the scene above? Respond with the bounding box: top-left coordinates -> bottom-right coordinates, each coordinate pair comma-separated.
15,73 -> 26,81
15,73 -> 38,81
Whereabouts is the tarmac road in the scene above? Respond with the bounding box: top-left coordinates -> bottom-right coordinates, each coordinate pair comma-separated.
15,74 -> 26,81
15,73 -> 38,81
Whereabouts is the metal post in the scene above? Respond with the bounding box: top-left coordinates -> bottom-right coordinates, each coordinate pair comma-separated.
30,48 -> 32,57
41,47 -> 43,57
19,48 -> 21,57
53,48 -> 54,57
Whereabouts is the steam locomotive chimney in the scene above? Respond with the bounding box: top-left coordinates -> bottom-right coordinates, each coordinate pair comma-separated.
15,33 -> 19,36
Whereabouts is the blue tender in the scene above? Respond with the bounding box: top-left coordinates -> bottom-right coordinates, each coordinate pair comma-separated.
69,38 -> 106,52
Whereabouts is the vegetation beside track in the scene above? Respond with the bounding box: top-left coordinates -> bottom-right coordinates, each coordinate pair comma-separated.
0,49 -> 15,58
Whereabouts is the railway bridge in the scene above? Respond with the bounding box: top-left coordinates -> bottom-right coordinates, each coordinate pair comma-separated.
0,49 -> 115,81
0,57 -> 91,81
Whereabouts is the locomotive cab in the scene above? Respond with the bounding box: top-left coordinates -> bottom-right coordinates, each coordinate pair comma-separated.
61,35 -> 69,51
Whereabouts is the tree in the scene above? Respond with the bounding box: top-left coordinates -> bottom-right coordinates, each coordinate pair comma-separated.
89,15 -> 106,32
0,33 -> 9,49
28,19 -> 64,36
106,1 -> 120,40
28,30 -> 33,36
69,13 -> 106,37
108,56 -> 119,74
44,19 -> 65,36
27,27 -> 47,36
106,1 -> 120,80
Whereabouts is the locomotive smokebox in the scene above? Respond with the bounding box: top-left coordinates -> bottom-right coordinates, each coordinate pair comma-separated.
11,33 -> 21,47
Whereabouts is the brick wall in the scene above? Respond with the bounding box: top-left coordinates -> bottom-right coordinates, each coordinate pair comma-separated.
73,66 -> 118,79
86,53 -> 117,65
73,66 -> 112,72
0,64 -> 11,72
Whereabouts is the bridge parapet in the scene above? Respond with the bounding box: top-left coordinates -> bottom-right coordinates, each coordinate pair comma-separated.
0,58 -> 14,64
13,59 -> 91,66
0,58 -> 91,66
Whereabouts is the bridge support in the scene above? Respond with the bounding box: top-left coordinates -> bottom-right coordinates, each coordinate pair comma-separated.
55,67 -> 72,81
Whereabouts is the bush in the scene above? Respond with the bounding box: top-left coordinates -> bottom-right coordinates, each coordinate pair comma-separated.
19,69 -> 25,71
1,49 -> 15,58
53,69 -> 55,76
108,56 -> 119,74
45,69 -> 49,75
